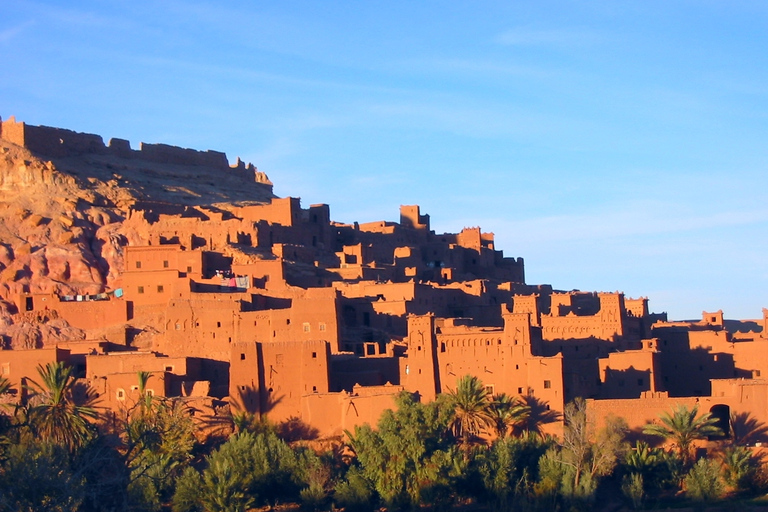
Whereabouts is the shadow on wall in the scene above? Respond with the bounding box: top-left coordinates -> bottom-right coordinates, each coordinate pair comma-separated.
521,395 -> 561,435
731,411 -> 768,446
277,416 -> 320,442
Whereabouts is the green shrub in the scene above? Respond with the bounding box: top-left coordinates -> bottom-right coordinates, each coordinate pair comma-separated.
684,458 -> 725,503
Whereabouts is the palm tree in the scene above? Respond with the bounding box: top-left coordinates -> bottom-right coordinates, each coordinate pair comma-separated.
448,375 -> 493,446
25,361 -> 98,451
642,404 -> 721,465
488,393 -> 530,439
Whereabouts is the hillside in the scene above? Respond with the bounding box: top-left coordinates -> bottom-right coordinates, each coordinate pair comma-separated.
0,117 -> 273,348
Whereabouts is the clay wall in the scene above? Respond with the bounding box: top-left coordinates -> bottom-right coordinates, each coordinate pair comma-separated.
15,292 -> 128,331
96,371 -> 169,411
400,205 -> 430,231
86,352 -> 192,379
54,298 -> 128,330
300,384 -> 402,436
597,343 -> 659,399
0,347 -> 70,403
229,340 -> 331,424
232,259 -> 284,291
588,382 -> 768,436
121,270 -> 185,307
161,296 -> 240,362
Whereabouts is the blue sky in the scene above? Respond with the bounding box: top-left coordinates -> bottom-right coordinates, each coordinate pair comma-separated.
2,1 -> 767,320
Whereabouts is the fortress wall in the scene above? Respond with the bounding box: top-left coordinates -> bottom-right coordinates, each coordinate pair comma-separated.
1,118 -> 260,180
137,142 -> 229,168
1,118 -> 107,157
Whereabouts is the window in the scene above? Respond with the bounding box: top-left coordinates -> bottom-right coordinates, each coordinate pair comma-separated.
312,352 -> 317,358
136,261 -> 142,269
1,363 -> 9,376
163,260 -> 169,268
187,266 -> 192,273
165,365 -> 174,372
240,353 -> 246,360
518,387 -> 524,394
157,285 -> 164,293
138,286 -> 144,294
146,389 -> 154,396
543,380 -> 551,389
116,389 -> 125,401
303,322 -> 310,333
175,323 -> 181,330
319,322 -> 326,332
217,321 -> 221,328
276,354 -> 284,365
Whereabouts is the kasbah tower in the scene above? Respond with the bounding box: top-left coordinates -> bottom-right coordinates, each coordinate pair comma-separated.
1,115 -> 767,439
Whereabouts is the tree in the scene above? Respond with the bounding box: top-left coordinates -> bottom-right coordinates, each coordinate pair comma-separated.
475,432 -> 550,510
448,375 -> 493,446
347,391 -> 459,510
123,373 -> 196,509
555,399 -> 627,499
173,431 -> 312,511
622,440 -> 673,493
25,361 -> 98,452
642,404 -> 721,466
488,393 -> 530,439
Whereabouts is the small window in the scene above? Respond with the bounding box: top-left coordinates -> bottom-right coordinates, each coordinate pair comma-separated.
312,352 -> 317,358
276,354 -> 284,365
187,266 -> 192,273
164,365 -> 174,372
135,261 -> 142,269
146,389 -> 154,396
130,385 -> 139,391
116,389 -> 125,400
286,319 -> 291,325
543,380 -> 551,389
319,323 -> 326,332
157,285 -> 164,293
175,323 -> 181,330
163,260 -> 169,268
217,321 -> 221,328
517,387 -> 523,394
240,353 -> 246,360
303,322 -> 310,333
1,363 -> 9,376
138,286 -> 145,294
254,320 -> 258,326
312,386 -> 317,392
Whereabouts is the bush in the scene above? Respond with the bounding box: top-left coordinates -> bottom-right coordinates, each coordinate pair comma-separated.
334,466 -> 375,512
621,473 -> 644,510
684,458 -> 725,503
0,441 -> 85,512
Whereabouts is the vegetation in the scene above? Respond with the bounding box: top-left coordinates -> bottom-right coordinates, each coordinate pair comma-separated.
0,368 -> 766,511
642,403 -> 722,466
